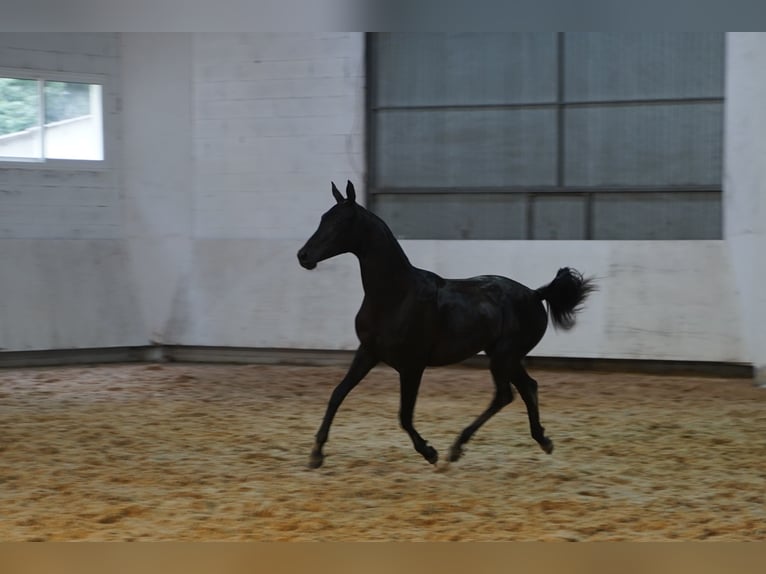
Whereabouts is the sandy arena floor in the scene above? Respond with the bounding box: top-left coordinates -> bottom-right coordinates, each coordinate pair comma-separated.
0,362 -> 764,541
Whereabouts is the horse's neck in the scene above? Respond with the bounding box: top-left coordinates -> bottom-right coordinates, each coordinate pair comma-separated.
355,213 -> 414,301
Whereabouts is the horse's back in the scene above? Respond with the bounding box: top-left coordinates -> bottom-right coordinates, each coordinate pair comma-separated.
416,271 -> 546,364
436,273 -> 538,306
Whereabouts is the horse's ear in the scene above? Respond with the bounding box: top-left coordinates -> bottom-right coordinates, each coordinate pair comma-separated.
331,181 -> 344,204
346,180 -> 356,203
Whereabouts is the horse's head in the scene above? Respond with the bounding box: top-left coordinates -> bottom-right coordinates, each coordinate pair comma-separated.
297,180 -> 361,270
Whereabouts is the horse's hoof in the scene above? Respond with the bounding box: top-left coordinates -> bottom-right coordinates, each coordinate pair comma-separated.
308,452 -> 324,469
541,438 -> 554,455
423,445 -> 439,465
448,445 -> 463,463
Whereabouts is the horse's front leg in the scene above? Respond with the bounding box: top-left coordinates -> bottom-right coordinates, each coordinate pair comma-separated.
399,368 -> 438,465
309,345 -> 378,468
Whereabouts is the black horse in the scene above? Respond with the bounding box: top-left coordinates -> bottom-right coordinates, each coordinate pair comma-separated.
297,181 -> 595,468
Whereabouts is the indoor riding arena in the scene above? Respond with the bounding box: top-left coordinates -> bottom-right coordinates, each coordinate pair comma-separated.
1,362 -> 765,541
1,32 -> 765,543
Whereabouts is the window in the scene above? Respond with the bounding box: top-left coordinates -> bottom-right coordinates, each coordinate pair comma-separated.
0,71 -> 104,162
367,33 -> 724,240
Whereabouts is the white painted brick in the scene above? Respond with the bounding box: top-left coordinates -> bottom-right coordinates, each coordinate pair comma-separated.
0,36 -> 119,75
191,32 -> 366,242
194,136 -> 356,177
211,147 -> 357,177
194,81 -> 229,102
196,61 -> 362,94
0,47 -> 59,71
54,51 -> 91,72
0,206 -> 121,239
234,58 -> 355,81
0,185 -> 117,206
0,169 -> 111,187
0,33 -> 122,241
0,33 -> 119,57
196,59 -> 357,83
0,240 -> 145,350
195,171 -> 326,193
273,95 -> 358,117
58,53 -> 117,75
195,99 -> 278,120
195,61 -> 237,82
198,77 -> 356,101
194,33 -> 359,64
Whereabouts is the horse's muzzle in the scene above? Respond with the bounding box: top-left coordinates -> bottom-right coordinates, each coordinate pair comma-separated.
297,249 -> 317,270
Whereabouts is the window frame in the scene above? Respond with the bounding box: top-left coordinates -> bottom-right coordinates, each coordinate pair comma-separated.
0,67 -> 107,171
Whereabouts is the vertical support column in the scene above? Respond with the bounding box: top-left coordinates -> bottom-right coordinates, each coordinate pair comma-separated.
724,33 -> 766,385
121,33 -> 195,345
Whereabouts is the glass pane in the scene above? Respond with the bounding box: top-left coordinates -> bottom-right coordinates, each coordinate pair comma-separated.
44,81 -> 103,160
0,77 -> 42,159
564,103 -> 722,187
591,192 -> 721,239
564,33 -> 724,102
531,195 -> 587,239
374,193 -> 527,239
375,33 -> 558,107
376,108 -> 557,188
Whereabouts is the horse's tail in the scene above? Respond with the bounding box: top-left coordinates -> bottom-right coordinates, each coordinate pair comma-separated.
535,267 -> 596,331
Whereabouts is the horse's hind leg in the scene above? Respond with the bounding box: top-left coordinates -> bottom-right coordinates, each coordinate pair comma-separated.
399,368 -> 438,465
448,355 -> 514,462
510,362 -> 554,454
309,345 -> 377,468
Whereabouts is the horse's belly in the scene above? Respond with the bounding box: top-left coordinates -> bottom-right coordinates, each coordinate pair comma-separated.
426,320 -> 496,366
425,300 -> 501,366
426,342 -> 485,367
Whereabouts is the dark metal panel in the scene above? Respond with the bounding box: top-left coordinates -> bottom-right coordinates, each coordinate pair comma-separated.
370,185 -> 721,195
564,32 -> 725,102
374,33 -> 558,107
376,108 -> 558,188
374,193 -> 527,239
367,33 -> 725,241
531,195 -> 588,239
564,102 -> 723,187
591,192 -> 722,240
364,33 -> 377,202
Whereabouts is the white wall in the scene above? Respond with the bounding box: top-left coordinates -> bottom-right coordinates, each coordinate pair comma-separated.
171,33 -> 749,365
120,33 -> 195,345
191,33 -> 366,240
170,237 -> 746,363
0,32 -> 763,371
725,33 -> 766,381
0,34 -> 121,240
166,33 -> 367,346
0,33 -> 145,351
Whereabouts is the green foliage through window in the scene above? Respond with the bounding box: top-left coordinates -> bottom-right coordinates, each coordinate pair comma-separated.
0,75 -> 103,161
0,78 -> 93,137
45,81 -> 91,125
0,77 -> 39,136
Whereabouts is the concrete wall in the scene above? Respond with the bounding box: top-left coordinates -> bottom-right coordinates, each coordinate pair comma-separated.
167,33 -> 367,347
0,32 -> 763,371
0,33 -> 145,351
172,32 -> 748,365
724,33 -> 766,381
120,33 -> 195,346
